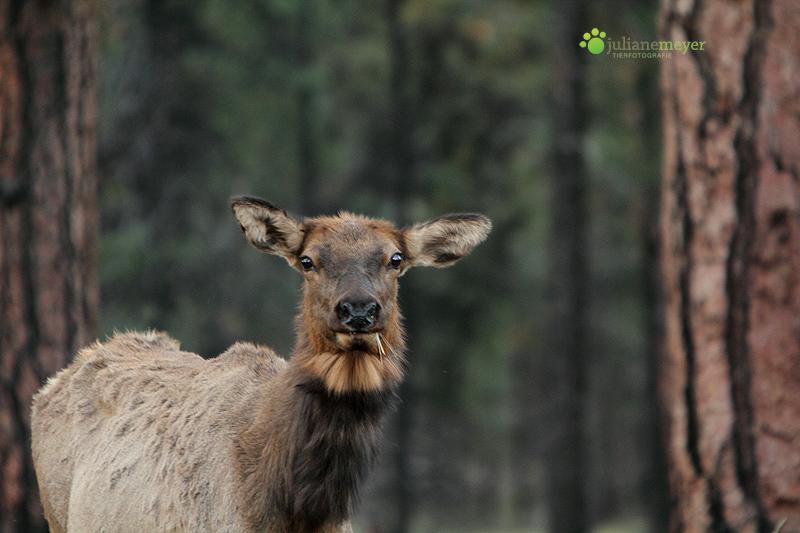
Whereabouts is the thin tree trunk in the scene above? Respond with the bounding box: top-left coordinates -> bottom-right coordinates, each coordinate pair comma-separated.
642,188 -> 671,533
0,1 -> 98,531
296,0 -> 318,215
660,0 -> 800,530
541,0 -> 589,531
386,0 -> 415,531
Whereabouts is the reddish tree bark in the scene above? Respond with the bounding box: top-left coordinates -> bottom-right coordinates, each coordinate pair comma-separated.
0,1 -> 98,531
660,0 -> 800,531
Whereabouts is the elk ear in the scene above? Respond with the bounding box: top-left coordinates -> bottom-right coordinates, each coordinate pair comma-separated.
403,213 -> 491,268
231,196 -> 304,258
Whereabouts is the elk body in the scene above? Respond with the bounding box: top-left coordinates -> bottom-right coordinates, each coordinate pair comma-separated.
31,197 -> 491,533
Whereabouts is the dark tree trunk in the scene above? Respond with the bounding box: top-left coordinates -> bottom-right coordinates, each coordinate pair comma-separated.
0,1 -> 98,531
642,188 -> 671,533
660,0 -> 800,530
386,1 -> 415,531
541,0 -> 589,531
296,0 -> 318,215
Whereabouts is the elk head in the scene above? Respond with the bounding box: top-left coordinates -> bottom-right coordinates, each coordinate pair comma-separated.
231,196 -> 491,393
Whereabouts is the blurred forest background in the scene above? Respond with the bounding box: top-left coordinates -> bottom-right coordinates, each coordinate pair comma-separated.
94,0 -> 663,531
5,0 -> 800,530
2,0 -> 667,531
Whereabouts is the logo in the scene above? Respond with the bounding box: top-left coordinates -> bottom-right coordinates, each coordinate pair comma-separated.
579,28 -> 606,54
580,27 -> 706,59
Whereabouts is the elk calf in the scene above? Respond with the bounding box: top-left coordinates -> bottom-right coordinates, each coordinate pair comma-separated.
31,196 -> 491,532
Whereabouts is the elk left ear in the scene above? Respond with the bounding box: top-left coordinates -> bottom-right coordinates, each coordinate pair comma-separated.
231,196 -> 304,258
403,213 -> 491,268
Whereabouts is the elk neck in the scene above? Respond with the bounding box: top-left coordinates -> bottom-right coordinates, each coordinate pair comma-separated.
235,313 -> 405,531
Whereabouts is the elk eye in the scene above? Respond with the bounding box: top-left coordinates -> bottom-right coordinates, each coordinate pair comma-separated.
299,256 -> 316,271
389,252 -> 403,269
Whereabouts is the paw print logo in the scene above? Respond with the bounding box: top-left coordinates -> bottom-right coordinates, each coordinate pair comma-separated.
580,28 -> 606,54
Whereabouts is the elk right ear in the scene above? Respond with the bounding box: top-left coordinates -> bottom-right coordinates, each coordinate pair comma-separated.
231,196 -> 304,258
403,213 -> 492,268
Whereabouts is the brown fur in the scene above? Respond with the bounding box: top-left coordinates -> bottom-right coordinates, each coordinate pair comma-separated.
31,197 -> 490,532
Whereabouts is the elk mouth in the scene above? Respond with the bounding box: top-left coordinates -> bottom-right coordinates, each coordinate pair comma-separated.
333,330 -> 383,353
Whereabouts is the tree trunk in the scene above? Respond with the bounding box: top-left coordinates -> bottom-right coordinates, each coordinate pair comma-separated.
541,0 -> 589,531
296,0 -> 318,215
0,1 -> 98,531
642,188 -> 671,533
386,1 -> 416,531
660,0 -> 800,530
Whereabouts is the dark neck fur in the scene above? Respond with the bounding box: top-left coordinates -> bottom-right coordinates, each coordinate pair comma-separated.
284,376 -> 398,531
236,346 -> 402,531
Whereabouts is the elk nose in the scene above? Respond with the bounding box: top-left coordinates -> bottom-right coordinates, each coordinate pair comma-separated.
335,298 -> 381,332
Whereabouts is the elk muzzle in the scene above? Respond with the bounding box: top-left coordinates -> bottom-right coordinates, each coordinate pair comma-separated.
332,295 -> 382,333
